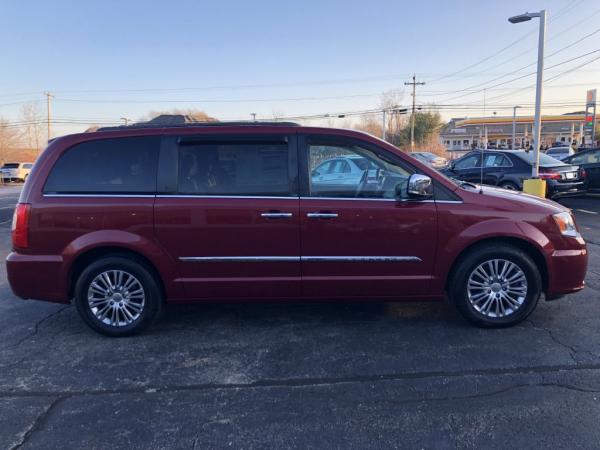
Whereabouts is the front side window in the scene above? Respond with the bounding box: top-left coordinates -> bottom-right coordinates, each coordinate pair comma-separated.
308,144 -> 411,199
454,154 -> 480,170
178,142 -> 290,196
44,137 -> 160,194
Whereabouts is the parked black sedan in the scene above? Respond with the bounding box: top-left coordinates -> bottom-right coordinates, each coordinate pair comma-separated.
563,148 -> 600,192
441,150 -> 587,199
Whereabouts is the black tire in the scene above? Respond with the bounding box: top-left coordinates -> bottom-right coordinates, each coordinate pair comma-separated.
449,244 -> 542,327
499,181 -> 519,191
74,256 -> 163,337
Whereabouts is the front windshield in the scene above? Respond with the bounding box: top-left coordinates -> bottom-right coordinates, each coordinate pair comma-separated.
514,152 -> 565,167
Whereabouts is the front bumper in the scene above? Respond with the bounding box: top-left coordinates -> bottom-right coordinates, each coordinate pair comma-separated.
6,252 -> 70,303
545,238 -> 588,299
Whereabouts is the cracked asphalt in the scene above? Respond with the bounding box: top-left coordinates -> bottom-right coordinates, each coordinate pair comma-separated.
1,186 -> 599,449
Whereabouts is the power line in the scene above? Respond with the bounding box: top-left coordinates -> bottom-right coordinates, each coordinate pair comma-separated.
425,0 -> 585,85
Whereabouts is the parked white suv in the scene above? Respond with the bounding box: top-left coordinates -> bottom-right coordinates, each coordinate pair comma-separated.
0,162 -> 33,182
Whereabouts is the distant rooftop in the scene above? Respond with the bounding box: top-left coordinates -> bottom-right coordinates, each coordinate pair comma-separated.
96,114 -> 299,131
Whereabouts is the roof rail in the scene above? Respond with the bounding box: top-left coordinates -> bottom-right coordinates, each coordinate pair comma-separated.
96,120 -> 300,132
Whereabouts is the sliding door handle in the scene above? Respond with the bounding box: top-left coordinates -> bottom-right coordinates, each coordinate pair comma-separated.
306,212 -> 338,219
261,212 -> 293,219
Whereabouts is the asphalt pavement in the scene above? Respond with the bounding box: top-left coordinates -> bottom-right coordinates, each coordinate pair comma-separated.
1,187 -> 599,449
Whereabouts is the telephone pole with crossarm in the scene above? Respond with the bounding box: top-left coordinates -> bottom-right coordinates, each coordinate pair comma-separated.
404,74 -> 425,150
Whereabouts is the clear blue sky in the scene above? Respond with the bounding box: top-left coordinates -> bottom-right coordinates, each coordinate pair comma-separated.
1,0 -> 598,136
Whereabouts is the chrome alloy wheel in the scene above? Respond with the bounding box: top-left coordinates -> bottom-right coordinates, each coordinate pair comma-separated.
87,270 -> 145,327
467,259 -> 528,318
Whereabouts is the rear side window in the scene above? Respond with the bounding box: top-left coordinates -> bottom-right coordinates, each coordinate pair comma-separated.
44,137 -> 160,194
178,142 -> 290,196
22,164 -> 33,169
483,154 -> 511,167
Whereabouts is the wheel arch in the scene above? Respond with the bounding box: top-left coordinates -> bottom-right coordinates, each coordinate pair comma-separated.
445,236 -> 549,296
68,246 -> 167,301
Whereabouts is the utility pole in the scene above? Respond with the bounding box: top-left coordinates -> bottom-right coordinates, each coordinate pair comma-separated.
512,105 -> 521,149
382,109 -> 386,141
404,74 -> 425,150
250,113 -> 257,122
120,117 -> 130,126
44,91 -> 54,142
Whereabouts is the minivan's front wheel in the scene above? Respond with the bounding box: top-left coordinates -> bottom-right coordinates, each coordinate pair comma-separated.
450,244 -> 542,327
74,256 -> 162,336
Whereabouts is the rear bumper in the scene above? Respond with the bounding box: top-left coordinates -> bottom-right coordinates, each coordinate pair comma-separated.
6,252 -> 70,303
547,180 -> 587,198
545,243 -> 588,299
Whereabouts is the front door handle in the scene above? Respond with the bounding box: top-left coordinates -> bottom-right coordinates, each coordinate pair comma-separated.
261,211 -> 293,219
307,212 -> 338,219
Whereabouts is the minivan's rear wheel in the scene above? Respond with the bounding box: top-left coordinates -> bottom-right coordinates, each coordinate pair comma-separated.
74,256 -> 162,336
449,244 -> 541,327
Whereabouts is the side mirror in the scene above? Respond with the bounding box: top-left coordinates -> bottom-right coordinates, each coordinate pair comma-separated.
311,170 -> 320,177
407,174 -> 433,198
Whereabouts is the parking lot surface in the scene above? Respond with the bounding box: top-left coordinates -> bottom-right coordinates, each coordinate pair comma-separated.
1,187 -> 599,449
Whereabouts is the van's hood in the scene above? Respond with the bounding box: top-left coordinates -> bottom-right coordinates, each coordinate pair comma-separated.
463,185 -> 568,214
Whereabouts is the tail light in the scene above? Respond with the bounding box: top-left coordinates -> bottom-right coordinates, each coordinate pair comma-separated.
12,203 -> 31,249
538,170 -> 561,180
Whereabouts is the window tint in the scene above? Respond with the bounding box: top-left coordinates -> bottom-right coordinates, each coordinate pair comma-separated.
308,144 -> 411,199
454,154 -> 480,169
178,142 -> 290,196
2,163 -> 19,169
44,137 -> 159,194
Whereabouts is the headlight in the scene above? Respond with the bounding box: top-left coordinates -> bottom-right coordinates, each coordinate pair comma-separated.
552,212 -> 578,237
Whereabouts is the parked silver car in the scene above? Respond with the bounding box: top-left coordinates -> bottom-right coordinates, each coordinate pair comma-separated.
311,155 -> 379,191
545,146 -> 575,161
409,152 -> 449,169
0,162 -> 33,182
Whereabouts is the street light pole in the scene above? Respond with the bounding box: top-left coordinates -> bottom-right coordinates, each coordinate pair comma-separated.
509,10 -> 546,177
512,105 -> 521,150
531,10 -> 546,177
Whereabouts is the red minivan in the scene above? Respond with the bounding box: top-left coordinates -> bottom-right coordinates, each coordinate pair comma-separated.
6,123 -> 588,336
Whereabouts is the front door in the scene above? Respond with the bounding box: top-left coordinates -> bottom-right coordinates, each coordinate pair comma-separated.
299,135 -> 438,299
154,134 -> 301,300
451,152 -> 483,184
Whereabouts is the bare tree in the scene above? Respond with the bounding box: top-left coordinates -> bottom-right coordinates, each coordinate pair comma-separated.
379,90 -> 406,146
353,113 -> 382,137
0,118 -> 22,164
145,108 -> 217,122
19,103 -> 43,151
